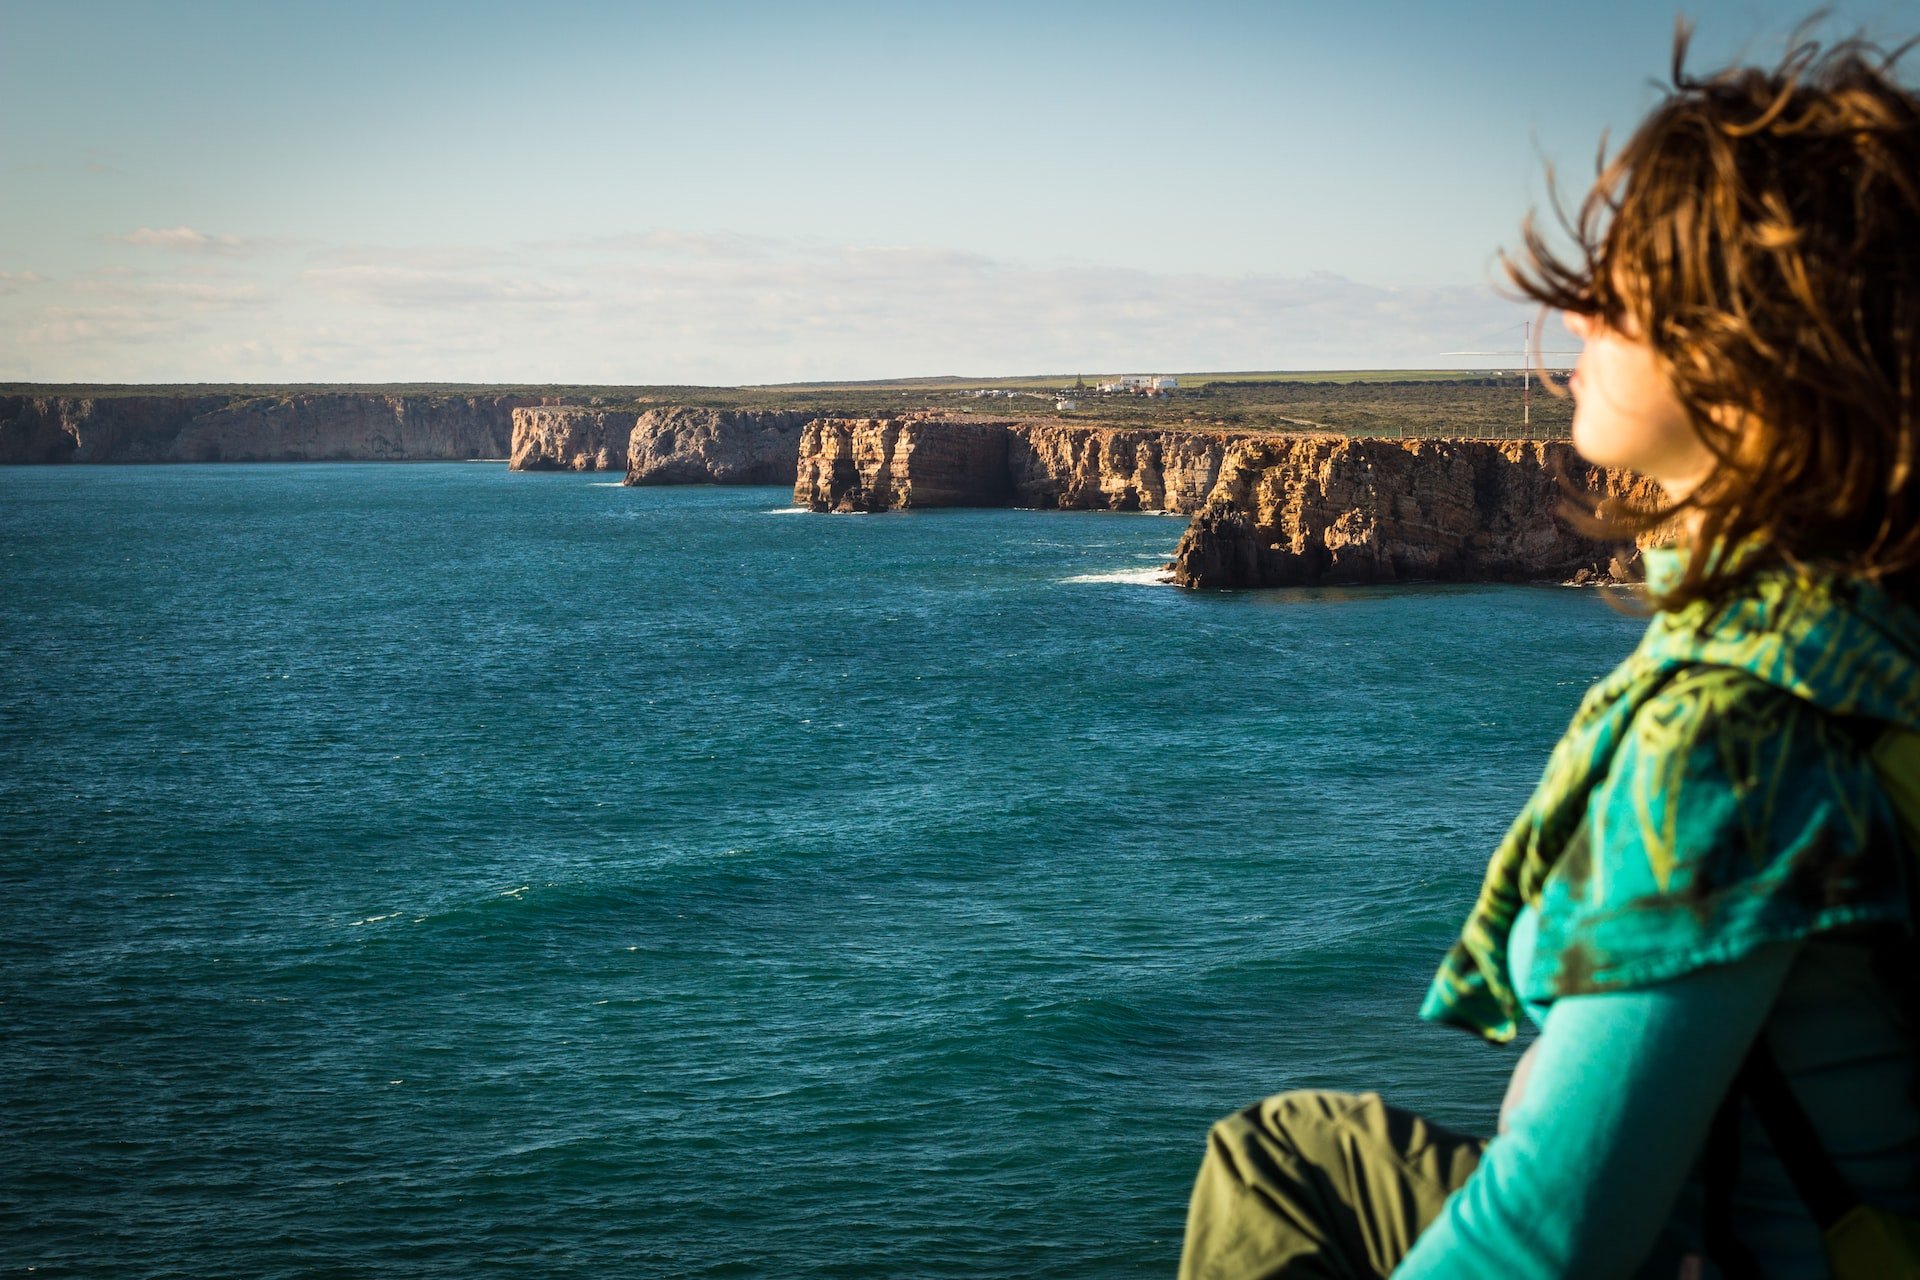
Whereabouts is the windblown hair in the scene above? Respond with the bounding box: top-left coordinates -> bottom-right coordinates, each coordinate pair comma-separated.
1509,20 -> 1920,608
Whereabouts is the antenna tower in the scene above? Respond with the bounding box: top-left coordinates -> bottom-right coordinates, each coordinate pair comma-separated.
1440,322 -> 1577,440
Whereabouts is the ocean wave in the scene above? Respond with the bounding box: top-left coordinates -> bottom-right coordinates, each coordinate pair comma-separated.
763,506 -> 812,515
1060,567 -> 1174,586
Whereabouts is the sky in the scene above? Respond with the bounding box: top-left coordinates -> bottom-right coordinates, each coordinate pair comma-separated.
2,0 -> 1915,385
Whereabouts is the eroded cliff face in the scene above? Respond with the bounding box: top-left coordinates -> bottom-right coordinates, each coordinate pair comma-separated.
510,407 -> 637,472
796,418 -> 1229,514
793,417 -> 1014,510
1008,424 -> 1231,512
0,394 -> 537,463
2,395 -> 229,463
792,418 -> 1654,586
625,407 -> 818,486
1168,436 -> 1660,588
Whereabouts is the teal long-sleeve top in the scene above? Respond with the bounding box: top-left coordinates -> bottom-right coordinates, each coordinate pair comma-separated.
1394,905 -> 1920,1279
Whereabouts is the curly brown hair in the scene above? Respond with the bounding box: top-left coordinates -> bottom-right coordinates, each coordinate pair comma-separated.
1508,19 -> 1920,608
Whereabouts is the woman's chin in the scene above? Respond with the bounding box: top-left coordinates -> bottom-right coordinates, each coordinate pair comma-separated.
1569,419 -> 1617,469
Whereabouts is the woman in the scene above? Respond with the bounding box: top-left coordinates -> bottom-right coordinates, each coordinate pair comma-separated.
1179,24 -> 1920,1280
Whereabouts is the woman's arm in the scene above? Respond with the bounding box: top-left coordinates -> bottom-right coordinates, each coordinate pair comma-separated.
1394,941 -> 1799,1280
1497,1041 -> 1538,1134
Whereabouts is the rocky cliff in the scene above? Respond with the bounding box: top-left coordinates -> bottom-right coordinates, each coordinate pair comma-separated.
796,417 -> 1229,514
792,417 -> 1654,587
1168,436 -> 1659,588
793,417 -> 1015,511
0,393 -> 538,463
510,406 -> 637,472
623,407 -> 819,486
1008,424 -> 1231,512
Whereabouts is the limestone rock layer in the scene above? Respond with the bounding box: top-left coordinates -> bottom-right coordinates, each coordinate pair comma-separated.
1167,436 -> 1659,588
625,408 -> 817,486
1008,424 -> 1231,512
4,391 -> 1654,589
793,418 -> 1013,511
510,407 -> 637,472
793,418 -> 1653,587
796,417 -> 1232,514
1,394 -> 538,464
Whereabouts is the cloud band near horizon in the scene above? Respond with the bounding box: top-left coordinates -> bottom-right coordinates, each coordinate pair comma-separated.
0,227 -> 1551,385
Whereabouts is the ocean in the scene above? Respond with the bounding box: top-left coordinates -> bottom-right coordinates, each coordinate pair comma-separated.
0,463 -> 1646,1277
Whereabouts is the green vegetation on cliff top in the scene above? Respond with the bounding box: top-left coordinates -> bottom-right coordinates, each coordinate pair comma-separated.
0,370 -> 1573,441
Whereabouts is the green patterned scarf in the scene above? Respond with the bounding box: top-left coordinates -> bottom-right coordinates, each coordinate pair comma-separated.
1421,552 -> 1920,1044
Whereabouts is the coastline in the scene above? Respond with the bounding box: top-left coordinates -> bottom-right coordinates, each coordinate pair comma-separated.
3,380 -> 1640,590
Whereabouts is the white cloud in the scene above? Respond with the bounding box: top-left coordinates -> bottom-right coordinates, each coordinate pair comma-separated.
302,243 -> 512,269
112,226 -> 255,254
301,264 -> 586,308
540,229 -> 786,261
4,230 -> 1538,383
24,304 -> 182,347
73,269 -> 268,308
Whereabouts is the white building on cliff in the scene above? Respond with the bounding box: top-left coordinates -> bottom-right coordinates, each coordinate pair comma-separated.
1098,375 -> 1179,395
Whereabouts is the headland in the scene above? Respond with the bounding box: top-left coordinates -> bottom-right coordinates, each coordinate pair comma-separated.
1,373 -> 1644,588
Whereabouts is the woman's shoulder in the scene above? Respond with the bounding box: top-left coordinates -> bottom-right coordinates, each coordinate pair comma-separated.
1613,661 -> 1871,824
1524,661 -> 1907,998
1632,661 -> 1815,738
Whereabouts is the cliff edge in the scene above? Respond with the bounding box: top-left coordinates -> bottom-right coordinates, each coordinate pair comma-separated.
793,417 -> 1013,510
794,417 -> 1226,514
625,408 -> 818,486
510,407 -> 637,472
2,393 -> 538,463
1168,436 -> 1658,588
792,416 -> 1652,587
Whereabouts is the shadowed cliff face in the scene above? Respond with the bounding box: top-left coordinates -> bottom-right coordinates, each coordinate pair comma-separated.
624,408 -> 818,486
1168,437 -> 1659,588
797,418 -> 1224,514
510,407 -> 638,472
792,417 -> 1652,587
5,392 -> 1651,589
1009,425 -> 1232,512
2,396 -> 231,463
1,394 -> 538,463
794,418 -> 1014,511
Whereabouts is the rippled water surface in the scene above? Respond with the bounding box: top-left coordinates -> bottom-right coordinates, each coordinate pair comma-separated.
0,464 -> 1646,1277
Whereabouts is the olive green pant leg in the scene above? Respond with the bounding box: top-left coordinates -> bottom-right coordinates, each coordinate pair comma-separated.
1179,1090 -> 1487,1280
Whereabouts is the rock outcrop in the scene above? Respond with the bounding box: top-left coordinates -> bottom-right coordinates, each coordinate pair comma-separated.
5,389 -> 1657,590
791,416 -> 1654,587
793,417 -> 1014,511
0,393 -> 537,463
510,407 -> 637,471
796,417 -> 1229,514
1009,424 -> 1231,512
1167,436 -> 1660,588
2,395 -> 228,463
625,408 -> 818,486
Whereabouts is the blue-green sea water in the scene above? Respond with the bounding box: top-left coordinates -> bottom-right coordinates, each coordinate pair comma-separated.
0,464 -> 1646,1278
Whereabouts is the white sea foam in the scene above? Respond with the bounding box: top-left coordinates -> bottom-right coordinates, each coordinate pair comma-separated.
764,506 -> 812,515
1061,567 -> 1175,586
589,482 -> 626,488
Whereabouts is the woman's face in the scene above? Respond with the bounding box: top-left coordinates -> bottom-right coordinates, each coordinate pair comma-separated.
1563,309 -> 1713,498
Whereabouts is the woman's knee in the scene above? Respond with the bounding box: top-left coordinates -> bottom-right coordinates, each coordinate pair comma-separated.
1203,1090 -> 1378,1186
